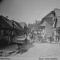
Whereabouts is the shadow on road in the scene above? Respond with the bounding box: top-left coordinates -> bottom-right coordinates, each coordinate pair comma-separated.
0,39 -> 9,49
16,40 -> 34,54
0,39 -> 34,57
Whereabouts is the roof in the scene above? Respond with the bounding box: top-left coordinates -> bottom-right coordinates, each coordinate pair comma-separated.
13,21 -> 23,30
40,17 -> 53,26
18,22 -> 27,29
0,15 -> 12,28
40,10 -> 54,26
0,15 -> 23,30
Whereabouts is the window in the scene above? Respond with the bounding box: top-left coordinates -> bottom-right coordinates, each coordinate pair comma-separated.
1,30 -> 4,35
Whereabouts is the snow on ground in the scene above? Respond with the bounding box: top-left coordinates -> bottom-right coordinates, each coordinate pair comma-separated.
10,42 -> 60,60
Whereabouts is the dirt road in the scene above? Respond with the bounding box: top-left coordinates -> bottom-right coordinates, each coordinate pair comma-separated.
10,43 -> 60,60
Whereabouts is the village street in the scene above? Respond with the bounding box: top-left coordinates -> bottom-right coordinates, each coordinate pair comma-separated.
8,42 -> 60,60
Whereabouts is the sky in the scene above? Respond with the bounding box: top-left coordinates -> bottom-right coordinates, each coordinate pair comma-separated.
0,0 -> 60,24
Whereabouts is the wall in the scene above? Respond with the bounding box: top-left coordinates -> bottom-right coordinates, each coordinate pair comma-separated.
44,22 -> 54,37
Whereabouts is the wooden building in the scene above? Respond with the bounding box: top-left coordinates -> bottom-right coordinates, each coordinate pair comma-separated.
0,15 -> 23,44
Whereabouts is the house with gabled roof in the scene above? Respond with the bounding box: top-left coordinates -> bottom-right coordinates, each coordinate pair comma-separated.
40,8 -> 60,42
40,12 -> 54,37
0,15 -> 23,44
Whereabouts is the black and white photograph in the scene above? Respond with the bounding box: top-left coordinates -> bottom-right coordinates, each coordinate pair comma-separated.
0,0 -> 60,60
